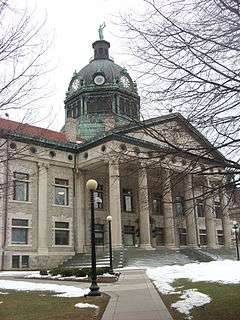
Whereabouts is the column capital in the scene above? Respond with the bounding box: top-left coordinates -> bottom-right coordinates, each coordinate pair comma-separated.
37,162 -> 50,170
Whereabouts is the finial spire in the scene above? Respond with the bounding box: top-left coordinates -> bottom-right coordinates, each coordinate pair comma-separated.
98,22 -> 106,40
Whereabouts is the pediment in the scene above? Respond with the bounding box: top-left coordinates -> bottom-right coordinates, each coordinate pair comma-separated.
123,117 -> 222,161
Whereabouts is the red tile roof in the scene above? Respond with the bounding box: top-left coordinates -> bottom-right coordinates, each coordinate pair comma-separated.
0,118 -> 67,142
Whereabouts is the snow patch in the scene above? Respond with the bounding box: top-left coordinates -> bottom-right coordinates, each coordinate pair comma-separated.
0,271 -> 39,277
147,260 -> 240,294
171,289 -> 211,315
75,302 -> 98,309
147,260 -> 240,316
0,280 -> 89,297
0,292 -> 9,295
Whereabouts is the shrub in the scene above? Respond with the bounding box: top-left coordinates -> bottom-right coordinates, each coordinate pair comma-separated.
60,268 -> 75,277
49,268 -> 63,276
49,266 -> 111,278
39,269 -> 48,276
73,269 -> 86,277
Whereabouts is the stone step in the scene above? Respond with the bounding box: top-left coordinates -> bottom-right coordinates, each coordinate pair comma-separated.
60,248 -> 127,269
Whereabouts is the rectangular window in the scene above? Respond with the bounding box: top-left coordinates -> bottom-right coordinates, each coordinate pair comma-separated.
22,256 -> 29,268
199,229 -> 207,245
179,228 -> 187,245
54,178 -> 69,206
95,224 -> 104,245
55,221 -> 70,245
13,172 -> 29,201
152,193 -> 162,215
217,230 -> 224,245
12,255 -> 29,269
94,184 -> 104,209
12,256 -> 20,268
123,189 -> 133,212
175,196 -> 184,215
196,198 -> 205,217
214,201 -> 222,219
154,227 -> 165,246
11,219 -> 28,244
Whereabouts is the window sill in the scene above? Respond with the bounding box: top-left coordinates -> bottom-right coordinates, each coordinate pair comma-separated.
53,244 -> 72,247
9,244 -> 31,246
52,204 -> 72,209
10,200 -> 32,204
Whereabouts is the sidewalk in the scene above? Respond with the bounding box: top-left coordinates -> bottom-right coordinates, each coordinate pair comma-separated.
0,269 -> 174,320
102,269 -> 173,320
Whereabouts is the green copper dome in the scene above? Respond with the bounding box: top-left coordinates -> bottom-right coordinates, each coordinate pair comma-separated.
64,39 -> 140,141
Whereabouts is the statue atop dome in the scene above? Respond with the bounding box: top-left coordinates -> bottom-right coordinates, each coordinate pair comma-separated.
98,22 -> 106,40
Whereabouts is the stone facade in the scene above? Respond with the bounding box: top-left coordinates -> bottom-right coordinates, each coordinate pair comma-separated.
0,133 -> 234,270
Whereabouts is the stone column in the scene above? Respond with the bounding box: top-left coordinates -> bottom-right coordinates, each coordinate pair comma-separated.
138,166 -> 153,249
109,161 -> 122,248
220,187 -> 232,248
38,163 -> 49,254
163,169 -> 176,249
184,174 -> 198,247
75,170 -> 86,252
205,178 -> 217,248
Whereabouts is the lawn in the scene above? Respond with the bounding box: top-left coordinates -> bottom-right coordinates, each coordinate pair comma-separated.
161,279 -> 240,320
0,289 -> 109,320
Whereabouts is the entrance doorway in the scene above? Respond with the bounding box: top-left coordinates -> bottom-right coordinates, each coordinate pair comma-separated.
124,226 -> 135,246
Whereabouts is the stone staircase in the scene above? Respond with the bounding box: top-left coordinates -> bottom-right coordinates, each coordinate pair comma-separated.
60,248 -> 127,269
180,248 -> 216,262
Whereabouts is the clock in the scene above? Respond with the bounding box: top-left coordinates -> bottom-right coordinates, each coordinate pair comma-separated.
119,75 -> 131,88
71,78 -> 80,91
94,74 -> 105,85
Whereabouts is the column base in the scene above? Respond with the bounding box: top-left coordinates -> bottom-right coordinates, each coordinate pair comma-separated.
139,244 -> 155,250
207,244 -> 218,250
166,244 -> 178,250
112,244 -> 123,250
188,244 -> 199,249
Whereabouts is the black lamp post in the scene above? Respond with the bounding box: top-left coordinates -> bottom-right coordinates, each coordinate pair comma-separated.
232,221 -> 240,261
106,215 -> 113,274
86,179 -> 101,296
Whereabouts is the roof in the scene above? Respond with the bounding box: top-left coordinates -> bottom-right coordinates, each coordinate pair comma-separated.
0,114 -> 232,168
0,118 -> 67,143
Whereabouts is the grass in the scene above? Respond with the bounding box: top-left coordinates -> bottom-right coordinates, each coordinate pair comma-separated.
0,290 -> 109,320
160,279 -> 240,320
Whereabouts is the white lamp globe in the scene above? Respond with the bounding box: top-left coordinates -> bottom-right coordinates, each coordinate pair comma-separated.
86,179 -> 98,191
106,215 -> 112,222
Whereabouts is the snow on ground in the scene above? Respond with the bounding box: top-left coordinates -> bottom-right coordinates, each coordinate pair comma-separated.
75,303 -> 98,309
0,280 -> 89,297
147,260 -> 240,294
0,271 -> 39,277
171,289 -> 211,316
146,260 -> 240,317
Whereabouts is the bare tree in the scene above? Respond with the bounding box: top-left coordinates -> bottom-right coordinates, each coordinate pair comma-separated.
0,0 -> 51,112
118,0 -> 240,199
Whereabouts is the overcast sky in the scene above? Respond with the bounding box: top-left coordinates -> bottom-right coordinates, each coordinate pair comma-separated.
21,0 -> 142,130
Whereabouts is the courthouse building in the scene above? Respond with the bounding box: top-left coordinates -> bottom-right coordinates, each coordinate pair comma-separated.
0,36 -> 233,270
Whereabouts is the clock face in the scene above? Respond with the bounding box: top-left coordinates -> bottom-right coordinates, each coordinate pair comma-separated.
94,74 -> 105,85
71,78 -> 80,91
119,75 -> 131,88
